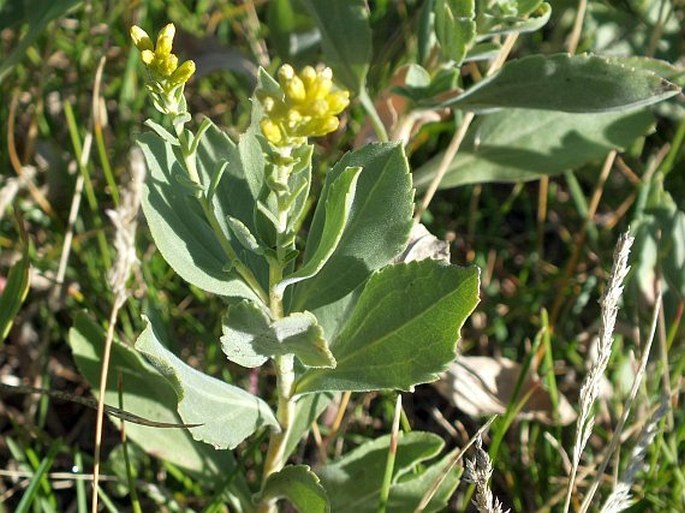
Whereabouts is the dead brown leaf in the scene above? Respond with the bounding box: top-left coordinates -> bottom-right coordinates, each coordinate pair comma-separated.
434,355 -> 576,425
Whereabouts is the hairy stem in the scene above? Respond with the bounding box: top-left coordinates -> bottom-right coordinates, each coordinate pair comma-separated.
257,159 -> 301,512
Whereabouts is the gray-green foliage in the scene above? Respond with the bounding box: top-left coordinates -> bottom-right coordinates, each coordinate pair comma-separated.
114,1 -> 682,510
135,316 -> 279,450
413,108 -> 654,189
296,261 -> 480,394
68,313 -> 239,478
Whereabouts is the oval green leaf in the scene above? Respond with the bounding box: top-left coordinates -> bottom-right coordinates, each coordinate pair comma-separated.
445,53 -> 681,113
296,260 -> 480,394
276,166 -> 361,297
413,108 -> 654,189
302,0 -> 371,94
318,431 -> 458,513
138,132 -> 260,300
260,465 -> 330,513
221,301 -> 335,369
290,143 -> 414,338
68,313 -> 237,478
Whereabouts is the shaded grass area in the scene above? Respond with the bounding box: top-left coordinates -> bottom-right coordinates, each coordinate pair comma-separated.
1,1 -> 684,512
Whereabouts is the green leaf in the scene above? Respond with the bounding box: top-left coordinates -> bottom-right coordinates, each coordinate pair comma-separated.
444,53 -> 681,113
267,0 -> 320,63
284,393 -> 334,459
138,132 -> 260,300
477,2 -> 551,37
260,465 -> 330,513
302,0 -> 371,94
227,216 -> 264,255
136,316 -> 278,449
464,42 -> 501,62
319,432 -> 456,513
516,0 -> 544,15
631,179 -> 685,301
392,66 -> 459,108
221,301 -> 335,368
276,166 -> 361,297
144,119 -> 179,146
290,143 -> 414,338
413,108 -> 654,189
296,260 -> 480,394
68,313 -> 236,479
285,144 -> 314,235
384,447 -> 461,513
434,0 -> 476,65
0,227 -> 29,345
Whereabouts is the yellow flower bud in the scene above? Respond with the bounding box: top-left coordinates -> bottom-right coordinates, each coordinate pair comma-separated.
169,60 -> 196,87
278,64 -> 295,85
316,117 -> 339,136
300,66 -> 316,87
141,49 -> 155,65
311,99 -> 328,117
261,119 -> 283,145
130,26 -> 153,52
156,53 -> 178,77
285,76 -> 306,103
327,90 -> 350,114
156,23 -> 176,56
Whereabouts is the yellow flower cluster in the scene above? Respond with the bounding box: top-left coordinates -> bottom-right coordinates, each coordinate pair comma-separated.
260,64 -> 350,146
130,24 -> 195,91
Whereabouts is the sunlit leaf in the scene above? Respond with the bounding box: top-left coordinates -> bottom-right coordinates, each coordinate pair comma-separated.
68,313 -> 236,478
276,166 -> 361,297
319,432 -> 458,513
413,108 -> 654,189
221,300 -> 335,369
136,316 -> 278,450
297,260 -> 480,393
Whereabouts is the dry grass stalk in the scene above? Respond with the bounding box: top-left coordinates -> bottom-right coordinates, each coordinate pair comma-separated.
464,435 -> 510,513
106,147 -> 145,307
414,416 -> 497,513
91,146 -> 145,512
599,395 -> 670,513
562,232 -> 635,513
578,276 -> 663,513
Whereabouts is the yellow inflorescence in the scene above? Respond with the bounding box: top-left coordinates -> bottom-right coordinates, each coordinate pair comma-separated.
130,24 -> 195,90
259,64 -> 350,146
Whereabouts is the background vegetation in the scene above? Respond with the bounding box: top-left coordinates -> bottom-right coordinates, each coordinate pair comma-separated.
0,0 -> 683,511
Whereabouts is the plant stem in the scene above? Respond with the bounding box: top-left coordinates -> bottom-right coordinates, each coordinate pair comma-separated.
359,86 -> 389,143
257,159 -> 301,512
257,265 -> 296,513
199,197 -> 269,304
175,126 -> 269,303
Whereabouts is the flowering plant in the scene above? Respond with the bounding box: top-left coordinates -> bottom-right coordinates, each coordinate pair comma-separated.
126,22 -> 480,513
68,3 -> 680,511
